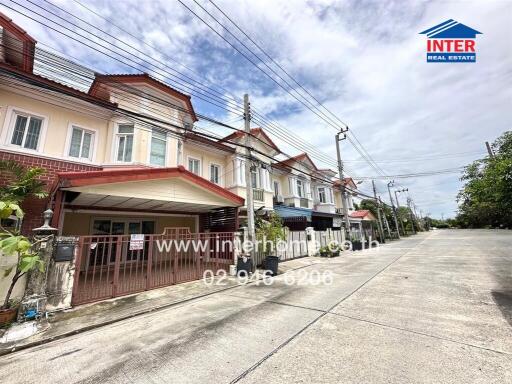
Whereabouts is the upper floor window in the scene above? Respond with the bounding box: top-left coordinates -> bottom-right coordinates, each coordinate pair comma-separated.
10,113 -> 43,151
296,179 -> 305,198
273,181 -> 280,197
250,167 -> 260,188
188,157 -> 200,175
318,187 -> 327,203
116,124 -> 134,162
210,164 -> 220,184
69,126 -> 94,160
150,129 -> 166,166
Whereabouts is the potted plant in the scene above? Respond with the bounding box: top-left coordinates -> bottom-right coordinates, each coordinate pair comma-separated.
0,201 -> 44,326
0,161 -> 48,326
331,243 -> 341,257
319,246 -> 331,257
256,213 -> 286,276
351,235 -> 363,251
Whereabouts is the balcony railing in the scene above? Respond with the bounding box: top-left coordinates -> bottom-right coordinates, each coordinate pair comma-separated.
299,198 -> 309,208
253,188 -> 264,202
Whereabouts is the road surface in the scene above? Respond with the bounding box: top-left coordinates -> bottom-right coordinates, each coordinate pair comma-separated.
1,229 -> 511,383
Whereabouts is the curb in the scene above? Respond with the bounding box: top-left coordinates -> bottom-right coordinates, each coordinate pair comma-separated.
0,260 -> 316,357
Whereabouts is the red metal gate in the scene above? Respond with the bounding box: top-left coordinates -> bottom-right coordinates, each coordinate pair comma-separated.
71,229 -> 235,305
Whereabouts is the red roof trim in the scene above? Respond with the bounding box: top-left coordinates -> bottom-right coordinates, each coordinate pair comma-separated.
0,12 -> 36,43
221,127 -> 281,153
350,210 -> 372,219
58,166 -> 244,206
276,152 -> 319,171
89,73 -> 198,122
0,62 -> 118,108
183,132 -> 235,153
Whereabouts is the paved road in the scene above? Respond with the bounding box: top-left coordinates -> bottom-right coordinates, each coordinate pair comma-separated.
1,230 -> 511,383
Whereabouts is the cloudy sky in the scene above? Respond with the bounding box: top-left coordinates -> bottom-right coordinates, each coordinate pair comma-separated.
2,0 -> 511,218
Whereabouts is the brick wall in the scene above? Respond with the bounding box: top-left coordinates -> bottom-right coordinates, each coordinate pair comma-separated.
0,150 -> 101,233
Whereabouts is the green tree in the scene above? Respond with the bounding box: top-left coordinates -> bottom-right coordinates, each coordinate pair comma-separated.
0,160 -> 48,202
255,212 -> 286,256
456,131 -> 512,228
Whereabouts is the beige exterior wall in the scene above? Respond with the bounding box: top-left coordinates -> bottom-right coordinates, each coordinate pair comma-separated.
0,89 -> 111,164
182,144 -> 230,187
0,86 -> 188,169
0,253 -> 27,303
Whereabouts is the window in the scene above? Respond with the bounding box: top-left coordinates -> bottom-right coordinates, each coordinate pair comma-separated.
296,179 -> 305,198
210,164 -> 220,184
116,124 -> 134,162
318,187 -> 327,203
150,129 -> 166,166
69,126 -> 94,160
188,157 -> 200,175
251,167 -> 260,188
10,113 -> 43,150
273,181 -> 280,198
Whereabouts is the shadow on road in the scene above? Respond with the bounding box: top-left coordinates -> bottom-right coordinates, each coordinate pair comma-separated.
492,290 -> 512,327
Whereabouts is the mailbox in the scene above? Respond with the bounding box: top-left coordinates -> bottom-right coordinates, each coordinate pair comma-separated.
54,237 -> 77,262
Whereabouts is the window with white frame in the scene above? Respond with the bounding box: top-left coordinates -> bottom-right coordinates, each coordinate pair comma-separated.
210,164 -> 220,184
10,113 -> 43,151
296,179 -> 305,198
116,124 -> 134,162
68,126 -> 94,160
188,157 -> 200,175
250,167 -> 260,188
150,129 -> 166,166
318,186 -> 327,203
273,180 -> 280,198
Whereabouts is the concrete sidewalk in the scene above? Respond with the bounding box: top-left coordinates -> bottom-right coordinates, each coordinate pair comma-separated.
0,256 -> 320,355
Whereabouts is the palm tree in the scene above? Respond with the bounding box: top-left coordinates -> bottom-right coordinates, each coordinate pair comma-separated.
0,160 -> 48,202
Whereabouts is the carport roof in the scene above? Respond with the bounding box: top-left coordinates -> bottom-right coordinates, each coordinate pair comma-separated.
58,166 -> 244,211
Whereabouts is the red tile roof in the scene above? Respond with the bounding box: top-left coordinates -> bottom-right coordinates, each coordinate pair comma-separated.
349,210 -> 376,220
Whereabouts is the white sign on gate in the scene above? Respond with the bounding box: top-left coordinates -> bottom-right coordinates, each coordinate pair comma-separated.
130,234 -> 145,250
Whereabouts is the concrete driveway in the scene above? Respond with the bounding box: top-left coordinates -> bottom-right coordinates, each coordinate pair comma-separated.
1,230 -> 511,383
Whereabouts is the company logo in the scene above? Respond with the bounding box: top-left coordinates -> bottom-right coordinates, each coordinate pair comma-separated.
419,19 -> 482,63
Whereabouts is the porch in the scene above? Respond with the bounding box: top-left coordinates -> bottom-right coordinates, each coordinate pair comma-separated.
49,167 -> 244,306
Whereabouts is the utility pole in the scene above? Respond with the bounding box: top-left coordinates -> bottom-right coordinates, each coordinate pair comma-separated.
387,181 -> 401,239
372,180 -> 386,243
379,197 -> 392,237
243,94 -> 255,257
394,188 -> 407,235
485,141 -> 495,158
335,128 -> 351,238
407,197 -> 416,235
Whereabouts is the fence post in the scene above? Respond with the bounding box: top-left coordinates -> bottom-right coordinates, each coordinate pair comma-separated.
17,209 -> 58,321
305,227 -> 317,257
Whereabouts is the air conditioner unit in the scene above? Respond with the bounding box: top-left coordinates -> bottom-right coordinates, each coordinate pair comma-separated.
274,195 -> 284,204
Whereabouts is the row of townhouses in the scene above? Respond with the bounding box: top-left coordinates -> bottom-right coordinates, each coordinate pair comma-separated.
0,14 -> 370,308
0,13 -> 363,240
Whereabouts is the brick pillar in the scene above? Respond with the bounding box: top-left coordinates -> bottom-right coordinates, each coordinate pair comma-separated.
17,209 -> 58,321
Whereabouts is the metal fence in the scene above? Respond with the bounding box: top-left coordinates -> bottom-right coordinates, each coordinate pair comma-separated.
71,229 -> 235,305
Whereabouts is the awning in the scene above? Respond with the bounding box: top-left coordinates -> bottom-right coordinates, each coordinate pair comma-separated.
57,166 -> 244,213
273,205 -> 312,220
